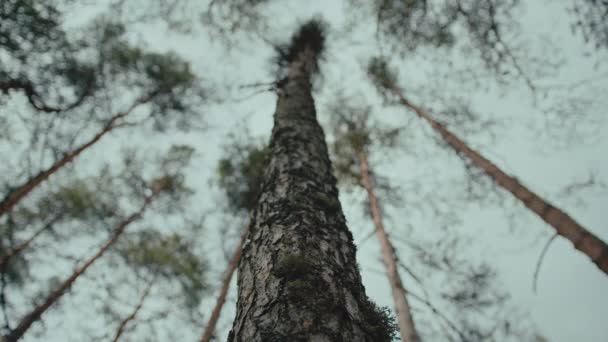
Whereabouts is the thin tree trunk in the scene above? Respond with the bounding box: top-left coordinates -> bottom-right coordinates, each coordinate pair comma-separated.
357,151 -> 420,342
200,226 -> 248,342
390,85 -> 608,275
111,280 -> 154,342
0,94 -> 153,219
229,36 -> 390,341
0,214 -> 62,268
3,192 -> 158,342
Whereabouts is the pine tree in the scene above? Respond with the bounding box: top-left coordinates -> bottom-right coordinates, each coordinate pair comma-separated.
228,20 -> 397,341
110,228 -> 209,341
4,195 -> 156,342
2,145 -> 195,341
328,94 -> 540,341
200,137 -> 268,342
329,98 -> 418,341
367,57 -> 608,275
0,14 -> 205,219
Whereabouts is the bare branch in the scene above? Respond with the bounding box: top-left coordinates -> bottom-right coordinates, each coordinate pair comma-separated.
533,233 -> 558,294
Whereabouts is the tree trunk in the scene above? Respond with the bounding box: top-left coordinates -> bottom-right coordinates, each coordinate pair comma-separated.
390,85 -> 608,275
3,192 -> 157,342
111,280 -> 153,342
357,151 -> 420,342
200,226 -> 248,342
0,94 -> 152,220
228,46 -> 392,341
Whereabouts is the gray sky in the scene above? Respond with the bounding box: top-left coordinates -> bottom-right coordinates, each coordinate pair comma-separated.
5,0 -> 608,341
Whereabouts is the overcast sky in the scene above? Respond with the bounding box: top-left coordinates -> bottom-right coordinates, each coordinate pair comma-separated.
9,0 -> 608,341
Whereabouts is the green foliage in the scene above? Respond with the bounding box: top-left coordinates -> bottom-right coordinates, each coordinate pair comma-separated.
202,0 -> 272,35
117,231 -> 208,309
99,21 -> 127,43
160,145 -> 195,176
38,181 -> 99,220
145,52 -> 196,89
1,1 -> 100,113
117,144 -> 195,205
217,138 -> 269,213
2,9 -> 205,131
0,0 -> 65,60
143,52 -> 201,130
106,39 -> 195,91
360,299 -> 399,342
108,43 -> 144,70
274,18 -> 328,78
53,60 -> 98,97
366,57 -> 398,95
94,20 -> 202,129
148,146 -> 196,209
0,221 -> 29,285
328,92 -> 403,189
363,0 -> 457,52
354,0 -> 522,76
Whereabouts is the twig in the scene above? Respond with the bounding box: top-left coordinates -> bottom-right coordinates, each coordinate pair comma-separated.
111,280 -> 153,342
407,291 -> 468,342
1,270 -> 11,333
354,228 -> 376,247
533,233 -> 558,293
397,259 -> 430,303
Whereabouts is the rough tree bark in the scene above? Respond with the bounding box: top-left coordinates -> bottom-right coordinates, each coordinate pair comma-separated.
228,23 -> 394,341
357,151 -> 420,342
3,191 -> 158,342
0,94 -> 153,220
200,226 -> 248,342
389,85 -> 608,275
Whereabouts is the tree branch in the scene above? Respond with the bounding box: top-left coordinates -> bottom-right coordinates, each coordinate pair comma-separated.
533,233 -> 558,293
0,77 -> 94,114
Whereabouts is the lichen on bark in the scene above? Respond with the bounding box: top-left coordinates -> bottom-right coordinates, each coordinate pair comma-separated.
228,20 -> 397,342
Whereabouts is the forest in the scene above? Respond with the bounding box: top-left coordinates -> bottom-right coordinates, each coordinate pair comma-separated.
1,0 -> 607,341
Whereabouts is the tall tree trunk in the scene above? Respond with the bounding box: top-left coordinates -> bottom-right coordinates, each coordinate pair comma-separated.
3,192 -> 157,342
229,36 -> 392,341
390,85 -> 608,275
357,151 -> 420,342
200,226 -> 248,342
0,95 -> 152,220
111,280 -> 153,342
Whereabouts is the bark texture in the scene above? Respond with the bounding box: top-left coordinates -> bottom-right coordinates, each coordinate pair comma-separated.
200,226 -> 248,342
228,48 -> 392,341
357,151 -> 419,342
3,192 -> 156,342
391,86 -> 608,275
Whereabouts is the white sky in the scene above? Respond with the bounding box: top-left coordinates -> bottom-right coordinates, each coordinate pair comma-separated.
5,0 -> 608,341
